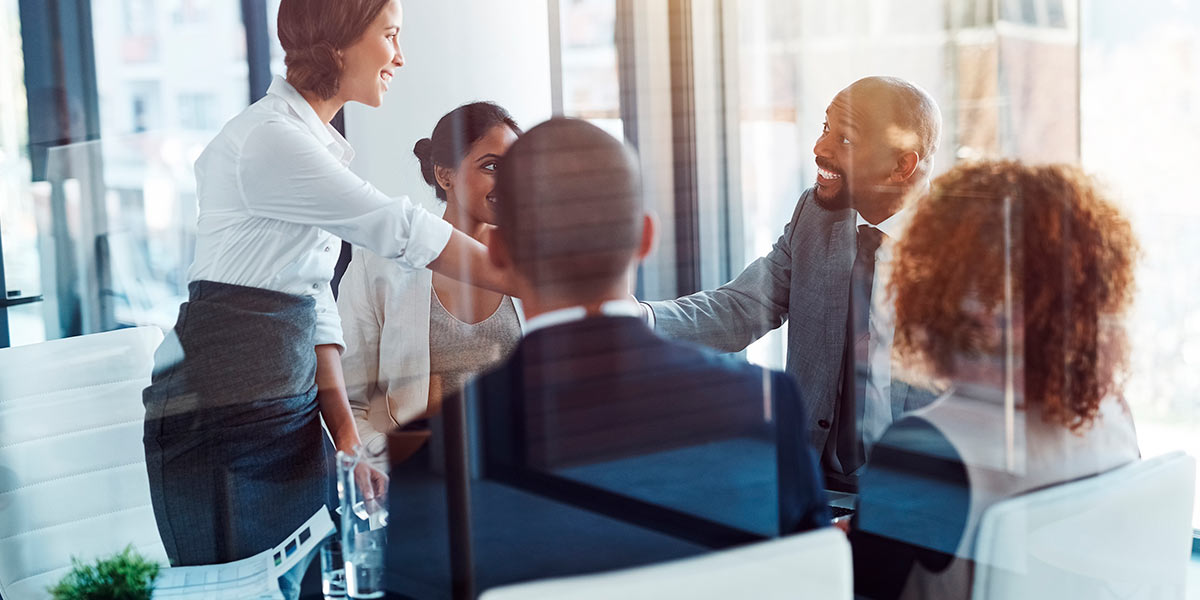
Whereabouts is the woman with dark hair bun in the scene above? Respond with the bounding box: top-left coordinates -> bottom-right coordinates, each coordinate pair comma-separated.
140,1 -> 512,594
338,102 -> 523,464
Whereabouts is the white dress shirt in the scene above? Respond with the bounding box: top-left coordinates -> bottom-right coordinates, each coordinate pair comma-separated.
187,76 -> 453,349
525,300 -> 645,334
856,208 -> 908,449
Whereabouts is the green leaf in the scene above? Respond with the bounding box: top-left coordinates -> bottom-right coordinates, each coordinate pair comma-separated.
48,545 -> 160,600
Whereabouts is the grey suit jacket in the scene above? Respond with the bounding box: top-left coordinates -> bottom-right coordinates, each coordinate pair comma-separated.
648,186 -> 933,455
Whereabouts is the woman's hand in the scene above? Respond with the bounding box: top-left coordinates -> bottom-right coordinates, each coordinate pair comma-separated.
354,460 -> 389,502
313,344 -> 389,501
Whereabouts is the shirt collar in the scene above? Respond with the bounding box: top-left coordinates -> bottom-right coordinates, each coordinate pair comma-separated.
856,206 -> 910,240
524,299 -> 644,336
267,76 -> 355,163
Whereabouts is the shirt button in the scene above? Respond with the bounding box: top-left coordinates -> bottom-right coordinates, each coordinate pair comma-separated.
324,246 -> 332,252
817,419 -> 831,429
312,283 -> 320,290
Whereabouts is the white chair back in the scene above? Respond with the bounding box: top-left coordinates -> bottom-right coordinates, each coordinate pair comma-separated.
479,527 -> 851,600
0,327 -> 169,600
972,451 -> 1196,600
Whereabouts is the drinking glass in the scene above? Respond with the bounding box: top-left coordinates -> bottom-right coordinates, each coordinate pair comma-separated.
336,449 -> 387,599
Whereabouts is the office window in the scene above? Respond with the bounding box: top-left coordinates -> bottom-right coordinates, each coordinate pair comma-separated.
0,0 -> 42,346
1081,0 -> 1200,530
266,0 -> 285,76
93,0 -> 248,138
0,1 -> 264,346
172,0 -> 216,26
728,0 -> 1199,533
1000,0 -> 1069,28
81,0 -> 248,331
730,0 -> 953,369
559,0 -> 624,140
177,92 -> 219,131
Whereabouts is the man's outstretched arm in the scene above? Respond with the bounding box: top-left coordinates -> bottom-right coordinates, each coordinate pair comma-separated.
645,193 -> 808,353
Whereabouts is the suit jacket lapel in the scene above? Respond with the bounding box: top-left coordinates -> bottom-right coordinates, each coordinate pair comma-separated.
787,194 -> 856,425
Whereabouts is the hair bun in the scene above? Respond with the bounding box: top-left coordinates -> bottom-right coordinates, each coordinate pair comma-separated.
284,40 -> 343,100
413,138 -> 436,186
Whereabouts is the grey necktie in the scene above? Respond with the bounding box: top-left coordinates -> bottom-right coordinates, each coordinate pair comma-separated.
835,224 -> 884,473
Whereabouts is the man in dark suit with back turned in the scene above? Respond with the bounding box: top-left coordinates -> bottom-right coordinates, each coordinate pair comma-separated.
641,76 -> 943,491
474,117 -> 830,535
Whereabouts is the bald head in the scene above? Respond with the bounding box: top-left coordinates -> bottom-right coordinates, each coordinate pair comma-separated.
493,118 -> 643,303
843,76 -> 942,171
814,76 -> 943,220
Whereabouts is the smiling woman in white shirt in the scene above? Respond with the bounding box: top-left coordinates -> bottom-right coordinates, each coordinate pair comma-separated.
337,102 -> 525,467
140,0 -> 508,593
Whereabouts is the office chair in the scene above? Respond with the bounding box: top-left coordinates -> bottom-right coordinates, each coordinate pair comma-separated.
972,451 -> 1196,599
0,327 -> 169,600
478,527 -> 851,600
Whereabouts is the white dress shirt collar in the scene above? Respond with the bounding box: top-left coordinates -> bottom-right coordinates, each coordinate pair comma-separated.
524,299 -> 644,335
267,76 -> 354,163
856,206 -> 910,240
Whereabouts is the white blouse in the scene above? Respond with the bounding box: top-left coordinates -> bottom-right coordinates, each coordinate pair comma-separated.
187,76 -> 452,349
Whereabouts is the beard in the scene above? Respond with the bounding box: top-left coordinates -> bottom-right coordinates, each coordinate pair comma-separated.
814,177 -> 852,211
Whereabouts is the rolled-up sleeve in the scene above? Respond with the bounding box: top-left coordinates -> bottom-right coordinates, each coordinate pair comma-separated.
237,119 -> 453,270
314,284 -> 346,351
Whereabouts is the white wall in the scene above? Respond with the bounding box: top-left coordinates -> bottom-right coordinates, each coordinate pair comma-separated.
344,0 -> 554,212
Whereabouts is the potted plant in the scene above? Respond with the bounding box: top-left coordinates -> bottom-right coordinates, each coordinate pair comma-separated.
48,546 -> 160,600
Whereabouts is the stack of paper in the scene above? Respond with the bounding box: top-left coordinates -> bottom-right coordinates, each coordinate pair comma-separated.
152,507 -> 334,599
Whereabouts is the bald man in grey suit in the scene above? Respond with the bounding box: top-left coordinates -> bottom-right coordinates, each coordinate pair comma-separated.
643,76 -> 942,491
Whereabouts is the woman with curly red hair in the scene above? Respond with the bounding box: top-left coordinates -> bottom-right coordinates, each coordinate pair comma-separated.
849,161 -> 1141,599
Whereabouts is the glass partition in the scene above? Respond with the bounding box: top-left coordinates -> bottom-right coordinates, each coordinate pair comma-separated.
0,0 -> 43,347
1081,0 -> 1200,531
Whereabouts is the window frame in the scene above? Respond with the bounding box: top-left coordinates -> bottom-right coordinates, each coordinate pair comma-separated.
0,0 -> 280,347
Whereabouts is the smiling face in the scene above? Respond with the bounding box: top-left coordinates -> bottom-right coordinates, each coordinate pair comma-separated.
812,85 -> 905,212
337,0 -> 403,108
441,124 -> 520,225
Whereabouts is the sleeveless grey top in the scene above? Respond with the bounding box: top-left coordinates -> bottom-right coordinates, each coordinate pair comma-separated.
428,290 -> 521,400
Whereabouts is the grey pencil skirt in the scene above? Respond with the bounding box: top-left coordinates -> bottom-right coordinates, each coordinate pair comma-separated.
143,280 -> 335,566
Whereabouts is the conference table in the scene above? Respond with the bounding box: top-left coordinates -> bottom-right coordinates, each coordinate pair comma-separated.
382,387 -> 847,600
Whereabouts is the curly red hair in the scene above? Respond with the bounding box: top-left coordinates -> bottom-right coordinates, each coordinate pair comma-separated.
890,161 -> 1137,432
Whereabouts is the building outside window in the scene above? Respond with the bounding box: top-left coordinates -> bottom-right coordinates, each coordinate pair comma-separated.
559,0 -> 624,140
0,0 -> 40,346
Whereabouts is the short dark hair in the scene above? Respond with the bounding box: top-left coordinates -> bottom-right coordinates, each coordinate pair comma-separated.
278,0 -> 391,100
413,102 -> 522,202
493,118 -> 642,301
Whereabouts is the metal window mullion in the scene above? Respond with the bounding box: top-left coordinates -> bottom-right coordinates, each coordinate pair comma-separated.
668,0 -> 701,296
242,0 -> 271,103
622,1 -> 677,301
688,0 -> 732,291
615,0 -> 639,148
547,0 -> 564,116
717,0 -> 743,284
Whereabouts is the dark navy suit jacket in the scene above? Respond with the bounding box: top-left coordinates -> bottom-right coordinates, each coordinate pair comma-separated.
476,315 -> 831,535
